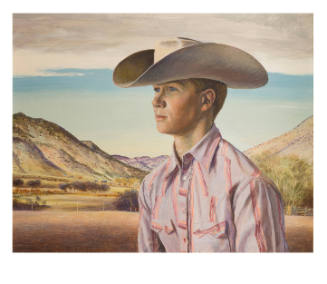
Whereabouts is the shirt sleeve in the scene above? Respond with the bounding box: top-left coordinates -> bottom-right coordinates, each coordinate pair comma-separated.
232,176 -> 289,252
137,179 -> 163,252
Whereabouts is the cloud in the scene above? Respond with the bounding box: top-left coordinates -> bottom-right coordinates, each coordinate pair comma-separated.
13,14 -> 313,75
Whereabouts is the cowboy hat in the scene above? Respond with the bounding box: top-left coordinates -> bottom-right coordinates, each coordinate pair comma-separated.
113,37 -> 268,89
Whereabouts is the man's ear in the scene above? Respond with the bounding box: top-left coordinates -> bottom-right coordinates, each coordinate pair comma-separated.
200,89 -> 216,112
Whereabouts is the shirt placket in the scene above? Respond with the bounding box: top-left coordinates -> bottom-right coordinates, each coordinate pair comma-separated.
178,155 -> 194,252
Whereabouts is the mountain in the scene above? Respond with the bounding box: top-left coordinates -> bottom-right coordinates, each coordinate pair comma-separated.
13,113 -> 146,181
245,116 -> 313,163
111,155 -> 169,171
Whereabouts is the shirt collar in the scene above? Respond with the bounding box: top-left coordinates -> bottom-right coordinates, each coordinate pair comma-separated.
165,124 -> 222,178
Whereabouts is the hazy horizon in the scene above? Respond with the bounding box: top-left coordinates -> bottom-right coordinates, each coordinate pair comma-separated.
13,69 -> 313,157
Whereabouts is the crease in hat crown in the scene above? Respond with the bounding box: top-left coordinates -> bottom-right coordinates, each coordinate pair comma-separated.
154,37 -> 201,63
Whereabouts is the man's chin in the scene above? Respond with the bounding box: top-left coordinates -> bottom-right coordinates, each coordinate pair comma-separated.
156,124 -> 172,135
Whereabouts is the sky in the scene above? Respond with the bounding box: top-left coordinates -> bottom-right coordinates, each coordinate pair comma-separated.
12,14 -> 313,157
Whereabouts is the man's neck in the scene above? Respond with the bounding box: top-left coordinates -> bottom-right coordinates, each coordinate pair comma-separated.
173,119 -> 213,161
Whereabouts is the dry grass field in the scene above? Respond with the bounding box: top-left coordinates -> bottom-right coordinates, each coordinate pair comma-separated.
13,211 -> 313,252
13,211 -> 138,252
285,216 -> 313,252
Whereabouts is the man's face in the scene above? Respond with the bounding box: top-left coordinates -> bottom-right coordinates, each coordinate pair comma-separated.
152,80 -> 203,135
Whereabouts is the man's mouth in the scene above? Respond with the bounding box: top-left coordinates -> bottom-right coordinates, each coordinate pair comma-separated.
155,114 -> 167,121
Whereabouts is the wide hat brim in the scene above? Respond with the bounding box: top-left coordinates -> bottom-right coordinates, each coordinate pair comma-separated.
113,42 -> 268,89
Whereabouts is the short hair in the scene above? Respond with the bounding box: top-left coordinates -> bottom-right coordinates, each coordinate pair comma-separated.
178,78 -> 227,120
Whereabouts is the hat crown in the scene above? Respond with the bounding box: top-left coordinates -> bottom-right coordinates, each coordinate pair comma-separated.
113,37 -> 268,89
154,37 -> 201,63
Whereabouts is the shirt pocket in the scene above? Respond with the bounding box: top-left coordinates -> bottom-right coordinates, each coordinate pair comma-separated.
193,221 -> 227,238
193,221 -> 231,252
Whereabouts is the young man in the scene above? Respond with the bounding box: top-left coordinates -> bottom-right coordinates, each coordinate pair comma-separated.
113,37 -> 288,252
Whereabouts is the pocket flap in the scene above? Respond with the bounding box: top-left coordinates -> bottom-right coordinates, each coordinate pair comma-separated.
151,221 -> 163,232
193,221 -> 228,239
151,220 -> 175,235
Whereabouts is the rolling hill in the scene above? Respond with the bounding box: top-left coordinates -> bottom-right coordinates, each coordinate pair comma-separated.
245,116 -> 313,163
13,113 -> 146,181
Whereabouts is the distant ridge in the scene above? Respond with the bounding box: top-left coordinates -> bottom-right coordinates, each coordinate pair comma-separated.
111,155 -> 169,171
245,116 -> 313,163
13,113 -> 146,181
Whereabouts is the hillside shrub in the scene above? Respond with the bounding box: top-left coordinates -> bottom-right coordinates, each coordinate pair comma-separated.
27,180 -> 41,188
59,181 -> 110,192
13,196 -> 49,210
59,183 -> 70,191
252,152 -> 313,208
13,178 -> 24,187
114,190 -> 139,212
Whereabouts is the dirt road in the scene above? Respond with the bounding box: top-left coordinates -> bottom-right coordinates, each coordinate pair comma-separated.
13,211 -> 313,252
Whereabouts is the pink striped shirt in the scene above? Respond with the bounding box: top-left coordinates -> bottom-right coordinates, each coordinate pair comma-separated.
138,124 -> 289,252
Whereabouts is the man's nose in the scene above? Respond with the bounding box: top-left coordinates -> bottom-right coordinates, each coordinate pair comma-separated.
152,91 -> 166,108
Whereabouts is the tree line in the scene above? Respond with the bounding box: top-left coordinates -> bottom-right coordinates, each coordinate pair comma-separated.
252,152 -> 313,209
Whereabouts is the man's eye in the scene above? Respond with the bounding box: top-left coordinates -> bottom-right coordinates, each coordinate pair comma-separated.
153,88 -> 160,93
168,87 -> 178,92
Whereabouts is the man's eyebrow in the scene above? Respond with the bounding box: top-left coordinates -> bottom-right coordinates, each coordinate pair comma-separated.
157,80 -> 186,87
